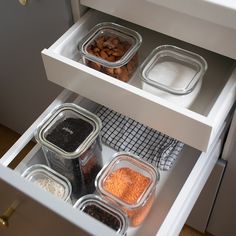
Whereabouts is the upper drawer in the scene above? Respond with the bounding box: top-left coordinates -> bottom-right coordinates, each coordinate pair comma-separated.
81,0 -> 236,59
41,9 -> 236,152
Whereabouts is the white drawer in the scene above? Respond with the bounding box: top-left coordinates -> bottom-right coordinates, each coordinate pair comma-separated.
0,89 -> 228,236
42,9 -> 236,152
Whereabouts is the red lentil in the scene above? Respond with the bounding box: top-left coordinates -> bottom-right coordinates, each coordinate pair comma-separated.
103,167 -> 150,204
103,167 -> 154,226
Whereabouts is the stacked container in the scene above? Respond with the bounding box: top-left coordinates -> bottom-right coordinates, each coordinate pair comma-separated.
35,103 -> 103,197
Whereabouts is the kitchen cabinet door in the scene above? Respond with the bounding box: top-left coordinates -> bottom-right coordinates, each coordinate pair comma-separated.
0,0 -> 72,134
0,167 -> 88,236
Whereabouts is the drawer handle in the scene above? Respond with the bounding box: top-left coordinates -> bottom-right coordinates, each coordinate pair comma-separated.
18,0 -> 28,6
0,200 -> 20,228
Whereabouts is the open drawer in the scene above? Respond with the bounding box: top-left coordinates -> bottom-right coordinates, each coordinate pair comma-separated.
42,9 -> 236,152
0,89 -> 229,236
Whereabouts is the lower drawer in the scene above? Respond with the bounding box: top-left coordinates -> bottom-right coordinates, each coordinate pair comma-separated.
0,89 -> 228,236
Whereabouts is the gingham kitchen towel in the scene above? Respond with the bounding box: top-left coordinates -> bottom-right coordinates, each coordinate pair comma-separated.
96,106 -> 184,171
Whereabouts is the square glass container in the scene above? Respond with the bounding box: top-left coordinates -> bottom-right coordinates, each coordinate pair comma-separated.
22,164 -> 72,202
95,152 -> 159,227
74,194 -> 128,235
140,45 -> 208,108
79,22 -> 142,82
35,103 -> 103,197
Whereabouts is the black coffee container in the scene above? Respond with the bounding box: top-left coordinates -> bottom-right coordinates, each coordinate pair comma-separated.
35,103 -> 103,198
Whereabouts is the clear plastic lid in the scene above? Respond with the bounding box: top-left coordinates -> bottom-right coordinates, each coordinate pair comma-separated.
95,152 -> 159,209
22,164 -> 72,201
140,45 -> 208,95
35,103 -> 102,158
79,22 -> 142,68
74,194 -> 128,235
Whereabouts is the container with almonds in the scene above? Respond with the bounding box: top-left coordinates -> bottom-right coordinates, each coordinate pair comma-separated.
79,22 -> 142,82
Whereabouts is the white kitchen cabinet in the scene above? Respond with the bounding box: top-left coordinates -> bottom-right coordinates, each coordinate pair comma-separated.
206,108 -> 236,235
1,1 -> 236,235
186,159 -> 226,233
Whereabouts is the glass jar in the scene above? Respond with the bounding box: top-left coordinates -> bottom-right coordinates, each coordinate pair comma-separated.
22,164 -> 72,202
140,45 -> 208,108
74,194 -> 128,235
79,22 -> 142,82
95,152 -> 159,227
35,103 -> 103,198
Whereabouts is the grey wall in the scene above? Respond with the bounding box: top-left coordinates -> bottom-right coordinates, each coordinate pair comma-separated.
0,0 -> 73,134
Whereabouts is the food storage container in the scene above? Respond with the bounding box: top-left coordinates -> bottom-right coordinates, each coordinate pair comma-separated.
140,45 -> 208,108
74,194 -> 128,235
95,152 -> 159,227
35,103 -> 103,197
79,22 -> 142,82
22,164 -> 72,202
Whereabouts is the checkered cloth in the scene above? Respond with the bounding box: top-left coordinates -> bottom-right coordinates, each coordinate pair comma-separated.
96,106 -> 184,171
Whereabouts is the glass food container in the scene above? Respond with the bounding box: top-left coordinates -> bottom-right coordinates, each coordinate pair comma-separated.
79,22 -> 142,82
35,103 -> 103,198
22,164 -> 72,202
140,45 -> 208,108
74,194 -> 128,235
95,152 -> 159,227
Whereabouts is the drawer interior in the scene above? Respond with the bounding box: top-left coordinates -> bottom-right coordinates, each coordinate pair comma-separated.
50,9 -> 234,116
8,95 -> 210,236
14,144 -> 200,236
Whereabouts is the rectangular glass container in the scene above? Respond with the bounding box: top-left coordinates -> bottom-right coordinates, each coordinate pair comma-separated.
140,45 -> 208,108
79,22 -> 142,82
74,194 -> 128,235
95,152 -> 159,227
35,103 -> 103,198
22,164 -> 72,202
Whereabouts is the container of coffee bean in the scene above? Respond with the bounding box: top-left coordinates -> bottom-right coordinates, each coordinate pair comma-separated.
22,164 -> 72,202
74,194 -> 128,235
35,103 -> 103,197
79,22 -> 142,82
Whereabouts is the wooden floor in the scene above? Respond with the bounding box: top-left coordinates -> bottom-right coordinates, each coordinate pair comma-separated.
0,124 -> 213,235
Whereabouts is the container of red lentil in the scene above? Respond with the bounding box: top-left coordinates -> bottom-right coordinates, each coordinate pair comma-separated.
74,194 -> 128,235
95,152 -> 159,227
79,22 -> 142,82
35,103 -> 103,198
